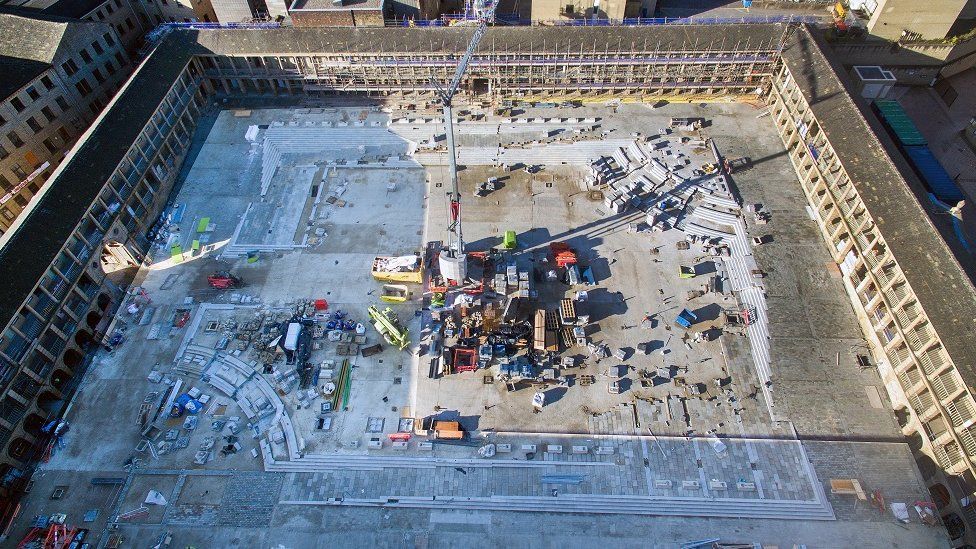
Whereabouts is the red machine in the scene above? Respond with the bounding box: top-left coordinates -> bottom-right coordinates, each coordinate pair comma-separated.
549,242 -> 578,267
207,271 -> 242,289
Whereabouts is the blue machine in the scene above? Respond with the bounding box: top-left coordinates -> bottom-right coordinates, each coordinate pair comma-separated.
675,308 -> 698,329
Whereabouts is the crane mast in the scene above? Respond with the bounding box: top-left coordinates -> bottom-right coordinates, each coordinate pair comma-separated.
434,1 -> 496,284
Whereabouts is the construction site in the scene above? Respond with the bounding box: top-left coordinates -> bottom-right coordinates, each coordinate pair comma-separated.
2,19 -> 974,549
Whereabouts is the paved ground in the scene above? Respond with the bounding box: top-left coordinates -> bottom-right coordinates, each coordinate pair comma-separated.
2,100 -> 950,548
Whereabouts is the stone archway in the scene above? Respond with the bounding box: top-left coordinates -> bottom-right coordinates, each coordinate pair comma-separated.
23,413 -> 47,437
36,391 -> 62,414
96,293 -> 111,311
86,311 -> 102,329
7,437 -> 34,462
50,369 -> 72,392
63,348 -> 83,369
73,329 -> 94,347
894,406 -> 911,429
943,511 -> 966,540
916,454 -> 939,480
930,483 -> 952,509
907,431 -> 925,453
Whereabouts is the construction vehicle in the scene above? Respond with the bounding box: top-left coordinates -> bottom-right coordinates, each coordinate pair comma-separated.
432,0 -> 497,285
207,271 -> 241,289
368,305 -> 409,349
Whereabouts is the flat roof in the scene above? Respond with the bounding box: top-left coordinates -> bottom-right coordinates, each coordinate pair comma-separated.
781,26 -> 976,380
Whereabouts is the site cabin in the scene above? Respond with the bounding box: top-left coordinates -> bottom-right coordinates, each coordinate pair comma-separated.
431,420 -> 464,440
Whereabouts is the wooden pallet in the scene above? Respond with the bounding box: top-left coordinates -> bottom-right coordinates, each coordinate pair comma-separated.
559,298 -> 576,324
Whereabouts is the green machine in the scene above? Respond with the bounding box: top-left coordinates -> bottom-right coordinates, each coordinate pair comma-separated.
502,230 -> 517,250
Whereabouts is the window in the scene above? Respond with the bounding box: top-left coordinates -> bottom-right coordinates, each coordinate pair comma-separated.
125,18 -> 134,30
26,86 -> 40,101
104,60 -> 116,76
62,58 -> 79,76
0,144 -> 8,160
11,164 -> 26,179
92,41 -> 104,55
106,2 -> 114,13
75,78 -> 93,97
0,172 -> 9,188
27,181 -> 40,194
79,49 -> 93,64
103,32 -> 115,46
115,24 -> 124,37
27,117 -> 42,133
114,0 -> 121,8
92,69 -> 105,84
55,96 -> 69,111
6,130 -> 24,148
13,194 -> 27,207
42,138 -> 57,154
10,97 -> 25,112
41,106 -> 55,123
115,52 -> 126,67
96,10 -> 105,20
41,75 -> 53,90
57,127 -> 70,143
0,113 -> 5,126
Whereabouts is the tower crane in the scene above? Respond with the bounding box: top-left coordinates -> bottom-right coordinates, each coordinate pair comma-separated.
433,1 -> 496,284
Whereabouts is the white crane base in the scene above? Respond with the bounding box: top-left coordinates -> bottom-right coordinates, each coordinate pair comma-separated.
439,253 -> 467,283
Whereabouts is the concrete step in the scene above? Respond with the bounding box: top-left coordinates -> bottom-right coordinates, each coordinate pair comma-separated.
279,494 -> 835,520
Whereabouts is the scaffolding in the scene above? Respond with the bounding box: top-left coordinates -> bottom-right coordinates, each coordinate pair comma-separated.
201,25 -> 792,102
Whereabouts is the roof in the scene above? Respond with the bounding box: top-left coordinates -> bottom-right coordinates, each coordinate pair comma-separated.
873,99 -> 927,147
41,0 -> 107,19
0,55 -> 50,98
0,30 -> 198,333
289,0 -> 384,10
781,26 -> 976,380
192,24 -> 787,56
0,11 -> 106,98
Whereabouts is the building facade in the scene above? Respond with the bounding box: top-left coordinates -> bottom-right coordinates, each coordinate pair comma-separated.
771,27 -> 976,542
0,12 -> 131,234
0,44 -> 211,507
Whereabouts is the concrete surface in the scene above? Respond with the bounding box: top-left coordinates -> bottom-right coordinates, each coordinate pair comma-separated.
2,100 -> 950,549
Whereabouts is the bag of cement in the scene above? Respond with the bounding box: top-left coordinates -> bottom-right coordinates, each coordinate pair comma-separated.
478,444 -> 496,458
